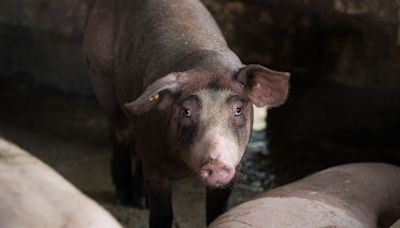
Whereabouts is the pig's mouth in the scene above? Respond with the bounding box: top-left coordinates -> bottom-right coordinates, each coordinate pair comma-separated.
198,160 -> 235,187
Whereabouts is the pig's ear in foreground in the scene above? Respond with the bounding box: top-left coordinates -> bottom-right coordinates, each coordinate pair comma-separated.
124,72 -> 188,114
236,64 -> 290,108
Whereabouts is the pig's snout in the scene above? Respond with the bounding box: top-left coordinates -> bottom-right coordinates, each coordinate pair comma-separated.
199,161 -> 234,187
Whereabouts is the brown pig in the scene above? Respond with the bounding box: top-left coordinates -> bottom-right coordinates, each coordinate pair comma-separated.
209,163 -> 400,228
0,138 -> 121,228
83,0 -> 290,227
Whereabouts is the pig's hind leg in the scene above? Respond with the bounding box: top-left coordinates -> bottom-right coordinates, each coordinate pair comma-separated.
100,97 -> 146,207
109,121 -> 146,208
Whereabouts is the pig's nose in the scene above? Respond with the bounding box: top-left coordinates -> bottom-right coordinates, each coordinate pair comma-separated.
199,161 -> 234,187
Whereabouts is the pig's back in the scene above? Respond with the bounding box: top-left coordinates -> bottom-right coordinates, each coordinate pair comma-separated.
210,163 -> 400,228
113,0 -> 237,103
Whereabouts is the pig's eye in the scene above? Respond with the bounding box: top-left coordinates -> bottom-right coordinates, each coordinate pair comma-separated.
234,107 -> 242,116
182,108 -> 192,117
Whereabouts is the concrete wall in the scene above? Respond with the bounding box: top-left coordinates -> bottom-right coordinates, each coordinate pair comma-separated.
0,0 -> 91,94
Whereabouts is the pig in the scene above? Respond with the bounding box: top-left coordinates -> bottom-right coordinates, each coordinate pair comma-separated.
209,163 -> 400,228
83,0 -> 290,227
0,137 -> 122,228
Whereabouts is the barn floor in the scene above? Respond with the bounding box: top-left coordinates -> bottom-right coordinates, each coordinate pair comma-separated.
0,77 -> 265,228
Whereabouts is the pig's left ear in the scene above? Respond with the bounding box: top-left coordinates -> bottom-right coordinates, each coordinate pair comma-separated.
124,72 -> 188,114
236,64 -> 290,108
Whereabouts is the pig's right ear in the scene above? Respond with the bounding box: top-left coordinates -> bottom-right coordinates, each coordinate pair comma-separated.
124,72 -> 188,114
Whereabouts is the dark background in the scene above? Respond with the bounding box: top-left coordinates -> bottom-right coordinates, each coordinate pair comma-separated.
1,0 -> 400,226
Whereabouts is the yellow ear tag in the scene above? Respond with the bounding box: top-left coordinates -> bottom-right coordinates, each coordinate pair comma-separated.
148,93 -> 160,102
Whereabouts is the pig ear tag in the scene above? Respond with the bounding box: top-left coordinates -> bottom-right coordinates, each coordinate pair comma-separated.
148,93 -> 160,102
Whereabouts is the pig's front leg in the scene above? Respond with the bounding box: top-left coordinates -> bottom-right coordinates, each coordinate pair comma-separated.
110,132 -> 146,208
206,187 -> 232,225
110,136 -> 133,204
131,159 -> 147,208
143,164 -> 173,228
